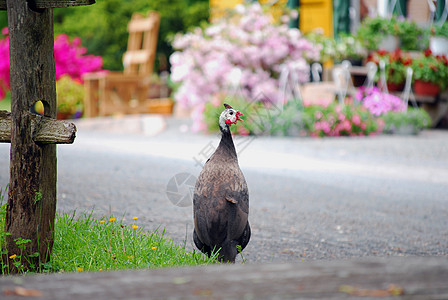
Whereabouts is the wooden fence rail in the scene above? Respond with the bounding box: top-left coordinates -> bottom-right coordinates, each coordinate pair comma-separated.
1,257 -> 448,299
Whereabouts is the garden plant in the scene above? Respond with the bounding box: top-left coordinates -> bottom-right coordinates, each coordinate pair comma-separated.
0,187 -> 217,275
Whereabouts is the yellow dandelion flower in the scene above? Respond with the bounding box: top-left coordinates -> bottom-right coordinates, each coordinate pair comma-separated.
99,268 -> 103,271
152,246 -> 157,251
132,224 -> 138,230
133,216 -> 138,220
99,220 -> 105,224
109,217 -> 116,222
77,268 -> 83,272
9,254 -> 17,259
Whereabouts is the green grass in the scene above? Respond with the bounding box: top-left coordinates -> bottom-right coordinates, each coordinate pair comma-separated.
0,187 -> 218,274
0,92 -> 11,111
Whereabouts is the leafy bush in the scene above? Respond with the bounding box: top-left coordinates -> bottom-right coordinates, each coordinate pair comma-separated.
53,0 -> 210,71
431,22 -> 448,38
357,17 -> 424,51
412,49 -> 448,89
56,75 -> 84,118
171,3 -> 319,131
203,97 -> 382,137
203,86 -> 431,137
367,49 -> 413,85
381,107 -> 432,134
357,17 -> 400,50
0,30 -> 103,101
54,34 -> 103,82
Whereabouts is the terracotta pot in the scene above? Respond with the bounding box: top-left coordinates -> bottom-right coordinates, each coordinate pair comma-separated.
57,112 -> 72,120
413,80 -> 440,97
387,82 -> 405,92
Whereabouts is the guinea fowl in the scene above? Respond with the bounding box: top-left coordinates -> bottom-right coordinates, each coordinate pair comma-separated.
193,103 -> 250,263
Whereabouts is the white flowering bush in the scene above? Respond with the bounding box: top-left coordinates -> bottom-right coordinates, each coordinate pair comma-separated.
170,3 -> 320,131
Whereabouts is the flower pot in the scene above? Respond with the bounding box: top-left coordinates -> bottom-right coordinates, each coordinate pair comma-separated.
413,80 -> 440,97
429,36 -> 448,56
378,35 -> 399,52
396,124 -> 418,135
57,112 -> 72,120
387,82 -> 405,92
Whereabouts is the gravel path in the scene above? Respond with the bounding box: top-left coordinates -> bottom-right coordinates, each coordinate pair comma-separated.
1,115 -> 447,263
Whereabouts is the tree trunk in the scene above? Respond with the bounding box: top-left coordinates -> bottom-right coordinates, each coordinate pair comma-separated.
5,0 -> 57,272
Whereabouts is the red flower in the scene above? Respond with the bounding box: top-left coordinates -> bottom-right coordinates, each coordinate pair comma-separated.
402,58 -> 412,66
424,49 -> 432,57
377,49 -> 388,57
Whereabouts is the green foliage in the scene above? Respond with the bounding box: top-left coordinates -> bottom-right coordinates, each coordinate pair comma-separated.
368,50 -> 413,85
357,17 -> 400,50
398,20 -> 424,51
203,98 -> 381,137
412,50 -> 448,89
53,0 -> 209,71
1,204 -> 217,274
52,212 -> 217,272
431,22 -> 448,38
0,12 -> 6,32
381,107 -> 432,134
357,17 -> 424,51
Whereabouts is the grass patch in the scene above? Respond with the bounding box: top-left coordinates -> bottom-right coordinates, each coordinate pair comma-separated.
0,187 -> 218,274
0,92 -> 11,111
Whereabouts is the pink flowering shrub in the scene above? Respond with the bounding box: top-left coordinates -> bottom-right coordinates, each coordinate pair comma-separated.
355,86 -> 406,116
0,28 -> 10,100
54,34 -> 103,82
170,3 -> 319,130
0,29 -> 103,101
203,97 -> 382,137
301,102 -> 382,137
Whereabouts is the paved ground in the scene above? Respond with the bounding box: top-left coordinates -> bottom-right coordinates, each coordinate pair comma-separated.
1,115 -> 447,263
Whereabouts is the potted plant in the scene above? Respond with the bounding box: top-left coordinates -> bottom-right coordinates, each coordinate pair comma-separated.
56,75 -> 85,119
397,20 -> 424,51
411,49 -> 448,96
429,23 -> 448,56
333,34 -> 367,66
367,49 -> 413,91
357,17 -> 400,52
381,107 -> 432,135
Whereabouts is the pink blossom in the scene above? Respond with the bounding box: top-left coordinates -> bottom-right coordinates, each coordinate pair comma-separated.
54,34 -> 103,82
352,114 -> 361,125
170,3 -> 321,128
0,30 -> 104,100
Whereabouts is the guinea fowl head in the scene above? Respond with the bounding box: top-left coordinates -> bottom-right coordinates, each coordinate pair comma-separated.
218,103 -> 244,133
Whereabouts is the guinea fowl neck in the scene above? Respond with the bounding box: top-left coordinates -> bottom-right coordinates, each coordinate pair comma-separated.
218,126 -> 237,159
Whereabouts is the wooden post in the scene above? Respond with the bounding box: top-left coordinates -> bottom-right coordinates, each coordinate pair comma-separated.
0,0 -> 94,273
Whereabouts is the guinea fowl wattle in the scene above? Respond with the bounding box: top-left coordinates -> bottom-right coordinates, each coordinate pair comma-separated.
193,103 -> 250,263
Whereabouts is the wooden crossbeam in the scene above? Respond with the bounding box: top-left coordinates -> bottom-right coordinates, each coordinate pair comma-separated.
0,111 -> 76,144
0,0 -> 95,10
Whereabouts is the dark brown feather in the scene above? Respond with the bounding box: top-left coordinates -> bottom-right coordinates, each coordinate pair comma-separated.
193,129 -> 250,263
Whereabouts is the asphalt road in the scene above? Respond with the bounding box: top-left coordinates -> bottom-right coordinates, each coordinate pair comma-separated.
1,115 -> 447,263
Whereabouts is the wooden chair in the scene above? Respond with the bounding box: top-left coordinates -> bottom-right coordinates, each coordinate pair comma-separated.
83,11 -> 160,117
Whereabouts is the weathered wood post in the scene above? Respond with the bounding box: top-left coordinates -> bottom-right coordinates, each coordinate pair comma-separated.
0,0 -> 94,272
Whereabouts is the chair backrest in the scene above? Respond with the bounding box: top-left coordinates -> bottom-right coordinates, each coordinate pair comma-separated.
122,11 -> 160,76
